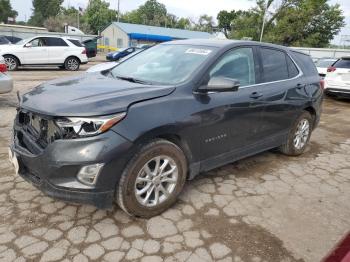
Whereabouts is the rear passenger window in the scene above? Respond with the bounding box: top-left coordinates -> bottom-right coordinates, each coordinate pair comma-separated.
286,55 -> 299,78
261,48 -> 289,82
45,38 -> 68,47
291,52 -> 318,76
334,59 -> 350,69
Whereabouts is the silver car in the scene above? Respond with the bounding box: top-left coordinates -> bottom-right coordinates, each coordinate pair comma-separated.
0,55 -> 13,93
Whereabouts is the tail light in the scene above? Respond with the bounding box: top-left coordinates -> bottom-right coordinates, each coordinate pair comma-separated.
0,63 -> 7,73
320,79 -> 325,90
82,48 -> 87,55
327,66 -> 336,73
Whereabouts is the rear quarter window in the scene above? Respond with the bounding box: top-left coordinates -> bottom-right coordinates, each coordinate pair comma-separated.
333,59 -> 350,69
68,39 -> 83,47
291,51 -> 318,76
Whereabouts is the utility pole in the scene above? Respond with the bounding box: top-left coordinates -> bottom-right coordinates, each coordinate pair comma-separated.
117,0 -> 120,22
77,10 -> 80,29
260,1 -> 268,42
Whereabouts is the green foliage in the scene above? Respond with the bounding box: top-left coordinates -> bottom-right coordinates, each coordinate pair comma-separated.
193,15 -> 215,33
28,0 -> 63,26
220,0 -> 345,47
0,0 -> 18,23
84,0 -> 117,34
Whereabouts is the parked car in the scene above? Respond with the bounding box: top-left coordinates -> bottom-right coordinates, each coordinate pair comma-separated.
0,35 -> 22,45
315,58 -> 337,77
106,47 -> 140,61
0,55 -> 13,94
0,36 -> 88,71
324,57 -> 350,98
9,40 -> 323,217
87,49 -> 144,73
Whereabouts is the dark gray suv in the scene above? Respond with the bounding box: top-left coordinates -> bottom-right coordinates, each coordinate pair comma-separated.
9,40 -> 323,217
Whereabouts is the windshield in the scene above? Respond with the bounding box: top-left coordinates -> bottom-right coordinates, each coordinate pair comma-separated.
111,44 -> 216,85
15,39 -> 29,45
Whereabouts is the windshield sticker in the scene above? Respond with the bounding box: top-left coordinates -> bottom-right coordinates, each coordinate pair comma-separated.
185,48 -> 212,56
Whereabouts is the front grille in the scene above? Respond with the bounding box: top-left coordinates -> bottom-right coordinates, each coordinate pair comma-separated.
15,110 -> 63,151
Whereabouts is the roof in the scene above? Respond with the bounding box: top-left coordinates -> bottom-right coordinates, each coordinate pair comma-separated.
110,22 -> 212,40
0,23 -> 47,31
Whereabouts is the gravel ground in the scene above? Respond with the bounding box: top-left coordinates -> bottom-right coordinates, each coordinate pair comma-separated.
0,57 -> 349,262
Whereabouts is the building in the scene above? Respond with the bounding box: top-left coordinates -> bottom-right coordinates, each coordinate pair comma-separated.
0,23 -> 97,43
101,22 -> 212,50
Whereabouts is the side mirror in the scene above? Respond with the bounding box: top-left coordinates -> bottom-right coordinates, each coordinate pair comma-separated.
24,43 -> 32,48
199,77 -> 240,93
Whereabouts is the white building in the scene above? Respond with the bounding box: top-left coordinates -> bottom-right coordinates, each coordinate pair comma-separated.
101,22 -> 212,50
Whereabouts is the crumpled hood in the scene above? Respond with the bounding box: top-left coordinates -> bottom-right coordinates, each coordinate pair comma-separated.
21,73 -> 175,116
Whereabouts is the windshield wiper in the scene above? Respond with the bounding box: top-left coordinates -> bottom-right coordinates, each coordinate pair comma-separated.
115,75 -> 152,85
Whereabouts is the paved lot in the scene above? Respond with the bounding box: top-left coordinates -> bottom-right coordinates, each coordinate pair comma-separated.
0,58 -> 349,262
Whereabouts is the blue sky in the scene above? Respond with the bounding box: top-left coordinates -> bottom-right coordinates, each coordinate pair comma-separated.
10,0 -> 350,45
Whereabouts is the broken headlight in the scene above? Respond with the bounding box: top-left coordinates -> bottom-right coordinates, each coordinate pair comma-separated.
56,112 -> 126,138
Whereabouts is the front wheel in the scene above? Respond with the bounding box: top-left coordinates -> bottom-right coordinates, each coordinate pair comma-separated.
116,139 -> 187,218
64,57 -> 80,71
4,55 -> 19,71
279,111 -> 313,156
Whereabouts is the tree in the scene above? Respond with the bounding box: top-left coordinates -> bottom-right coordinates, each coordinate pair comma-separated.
84,0 -> 117,34
217,10 -> 249,37
193,15 -> 215,33
0,0 -> 17,23
137,0 -> 167,26
28,0 -> 63,26
223,0 -> 344,47
176,18 -> 191,29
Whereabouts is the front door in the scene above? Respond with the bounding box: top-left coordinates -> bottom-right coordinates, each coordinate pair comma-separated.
194,47 -> 266,168
20,37 -> 49,64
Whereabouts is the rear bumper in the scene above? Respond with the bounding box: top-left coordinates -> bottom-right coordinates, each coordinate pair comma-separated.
0,73 -> 13,94
325,87 -> 350,98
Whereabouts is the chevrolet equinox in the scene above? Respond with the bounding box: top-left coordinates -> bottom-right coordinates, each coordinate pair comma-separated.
9,40 -> 323,217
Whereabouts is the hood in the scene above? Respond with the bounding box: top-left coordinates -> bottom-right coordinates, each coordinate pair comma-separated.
21,73 -> 175,117
0,44 -> 21,53
86,62 -> 118,73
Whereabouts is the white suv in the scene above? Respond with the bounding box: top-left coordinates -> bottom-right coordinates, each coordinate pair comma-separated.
0,36 -> 88,71
324,57 -> 350,98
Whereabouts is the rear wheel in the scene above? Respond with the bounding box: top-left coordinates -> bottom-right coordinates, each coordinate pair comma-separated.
64,57 -> 80,71
4,55 -> 19,71
279,111 -> 313,156
116,139 -> 187,218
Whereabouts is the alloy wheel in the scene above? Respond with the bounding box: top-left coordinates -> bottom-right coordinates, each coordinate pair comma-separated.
4,57 -> 17,71
135,155 -> 178,207
293,119 -> 310,150
67,59 -> 79,70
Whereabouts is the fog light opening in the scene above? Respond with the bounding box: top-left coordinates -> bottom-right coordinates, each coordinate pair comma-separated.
77,163 -> 104,185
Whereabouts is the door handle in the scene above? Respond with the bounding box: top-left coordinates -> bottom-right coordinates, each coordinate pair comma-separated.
250,92 -> 263,99
296,83 -> 306,89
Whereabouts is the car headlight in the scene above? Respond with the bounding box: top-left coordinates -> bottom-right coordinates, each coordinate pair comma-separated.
56,112 -> 126,138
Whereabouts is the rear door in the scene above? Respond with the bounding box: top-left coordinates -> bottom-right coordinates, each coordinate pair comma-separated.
326,58 -> 350,88
44,37 -> 70,64
256,47 -> 303,142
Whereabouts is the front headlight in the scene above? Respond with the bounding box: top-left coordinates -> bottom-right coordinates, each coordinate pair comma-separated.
56,112 -> 126,138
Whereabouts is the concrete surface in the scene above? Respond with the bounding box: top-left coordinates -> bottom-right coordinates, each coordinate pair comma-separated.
0,57 -> 349,262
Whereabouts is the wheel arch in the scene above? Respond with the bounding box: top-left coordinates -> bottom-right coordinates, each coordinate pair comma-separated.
65,55 -> 81,64
3,54 -> 21,65
303,106 -> 317,128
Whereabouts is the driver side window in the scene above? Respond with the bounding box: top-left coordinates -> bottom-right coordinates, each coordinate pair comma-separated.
209,47 -> 256,87
30,38 -> 46,47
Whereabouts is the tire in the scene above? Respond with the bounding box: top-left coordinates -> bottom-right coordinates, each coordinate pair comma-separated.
4,55 -> 19,71
64,57 -> 80,71
279,111 -> 313,156
116,139 -> 187,218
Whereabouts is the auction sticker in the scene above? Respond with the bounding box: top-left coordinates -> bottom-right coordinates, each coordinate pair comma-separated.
185,48 -> 212,55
